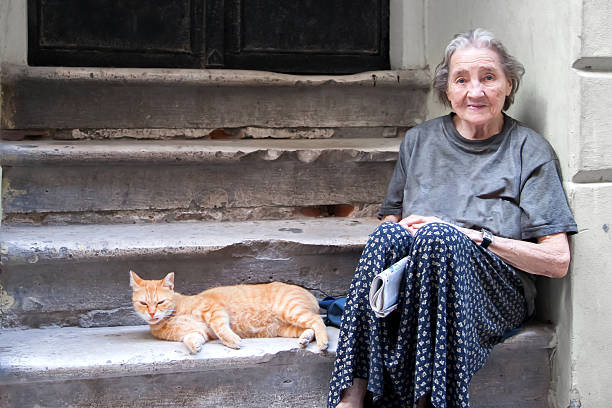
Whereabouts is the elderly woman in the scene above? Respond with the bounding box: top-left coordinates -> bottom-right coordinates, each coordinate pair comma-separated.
328,29 -> 577,408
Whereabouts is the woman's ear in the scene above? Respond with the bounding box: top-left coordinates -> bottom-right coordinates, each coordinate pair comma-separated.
162,272 -> 175,291
129,270 -> 143,288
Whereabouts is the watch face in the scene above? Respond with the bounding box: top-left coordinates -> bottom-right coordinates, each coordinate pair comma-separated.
481,229 -> 493,248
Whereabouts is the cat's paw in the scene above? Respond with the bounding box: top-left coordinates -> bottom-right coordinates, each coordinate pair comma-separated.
183,332 -> 205,354
298,329 -> 315,348
316,337 -> 329,351
221,332 -> 242,349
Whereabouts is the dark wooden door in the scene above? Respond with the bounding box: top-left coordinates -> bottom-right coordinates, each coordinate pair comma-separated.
28,0 -> 389,74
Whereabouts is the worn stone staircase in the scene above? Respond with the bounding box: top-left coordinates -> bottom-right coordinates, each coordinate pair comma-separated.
1,66 -> 554,407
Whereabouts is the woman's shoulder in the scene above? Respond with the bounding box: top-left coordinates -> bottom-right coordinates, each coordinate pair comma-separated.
506,116 -> 559,162
406,115 -> 447,134
401,115 -> 447,143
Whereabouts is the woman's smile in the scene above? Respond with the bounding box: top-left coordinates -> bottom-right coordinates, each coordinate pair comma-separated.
468,103 -> 487,109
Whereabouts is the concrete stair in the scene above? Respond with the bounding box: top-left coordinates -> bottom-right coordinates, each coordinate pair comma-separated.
0,66 -> 429,130
0,139 -> 399,224
0,66 -> 556,407
0,325 -> 341,408
0,218 -> 376,328
0,323 -> 554,408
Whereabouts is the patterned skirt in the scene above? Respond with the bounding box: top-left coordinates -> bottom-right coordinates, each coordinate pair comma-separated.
327,222 -> 527,408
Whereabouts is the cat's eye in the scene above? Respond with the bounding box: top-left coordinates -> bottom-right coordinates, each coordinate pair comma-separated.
139,301 -> 147,306
157,300 -> 165,305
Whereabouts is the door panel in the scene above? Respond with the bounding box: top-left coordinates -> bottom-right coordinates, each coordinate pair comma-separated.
28,0 -> 390,73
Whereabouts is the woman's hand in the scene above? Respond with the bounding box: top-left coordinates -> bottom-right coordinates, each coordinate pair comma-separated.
379,214 -> 402,224
398,214 -> 449,235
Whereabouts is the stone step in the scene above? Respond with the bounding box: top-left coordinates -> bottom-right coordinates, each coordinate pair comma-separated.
0,66 -> 429,131
0,218 -> 378,328
1,138 -> 400,224
0,323 -> 554,408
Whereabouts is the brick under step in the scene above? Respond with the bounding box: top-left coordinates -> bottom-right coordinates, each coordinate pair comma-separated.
0,218 -> 378,328
0,323 -> 554,408
1,138 -> 401,224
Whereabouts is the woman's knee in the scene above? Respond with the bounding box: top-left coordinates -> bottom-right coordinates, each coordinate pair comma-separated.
359,222 -> 412,266
370,221 -> 411,245
413,222 -> 468,250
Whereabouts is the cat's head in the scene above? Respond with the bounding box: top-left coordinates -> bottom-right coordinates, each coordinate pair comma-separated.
129,271 -> 176,325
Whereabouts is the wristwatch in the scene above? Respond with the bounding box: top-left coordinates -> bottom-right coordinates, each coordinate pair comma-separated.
481,229 -> 493,249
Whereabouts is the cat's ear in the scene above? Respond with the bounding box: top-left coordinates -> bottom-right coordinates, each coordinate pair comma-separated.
129,270 -> 143,288
162,272 -> 175,291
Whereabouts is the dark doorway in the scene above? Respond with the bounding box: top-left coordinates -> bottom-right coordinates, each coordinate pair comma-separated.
28,0 -> 390,74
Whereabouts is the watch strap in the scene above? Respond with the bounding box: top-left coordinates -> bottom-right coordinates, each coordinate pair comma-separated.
481,229 -> 493,249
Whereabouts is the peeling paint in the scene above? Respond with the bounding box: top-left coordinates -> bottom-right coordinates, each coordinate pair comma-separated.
0,284 -> 15,315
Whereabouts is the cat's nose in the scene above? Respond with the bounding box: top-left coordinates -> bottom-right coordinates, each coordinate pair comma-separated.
148,311 -> 155,317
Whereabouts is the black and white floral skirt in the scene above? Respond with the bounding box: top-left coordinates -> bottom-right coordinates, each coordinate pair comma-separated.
327,222 -> 527,408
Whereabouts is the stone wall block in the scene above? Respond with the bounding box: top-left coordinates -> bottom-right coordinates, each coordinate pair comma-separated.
581,0 -> 612,57
571,74 -> 612,182
566,182 -> 612,407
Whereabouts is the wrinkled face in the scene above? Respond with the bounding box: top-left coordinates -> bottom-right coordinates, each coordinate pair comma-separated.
446,47 -> 512,128
130,271 -> 176,325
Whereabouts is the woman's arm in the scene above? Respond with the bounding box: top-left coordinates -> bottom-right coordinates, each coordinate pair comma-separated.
457,227 -> 571,278
398,214 -> 571,278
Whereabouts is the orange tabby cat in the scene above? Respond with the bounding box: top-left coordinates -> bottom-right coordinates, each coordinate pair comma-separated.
129,271 -> 329,353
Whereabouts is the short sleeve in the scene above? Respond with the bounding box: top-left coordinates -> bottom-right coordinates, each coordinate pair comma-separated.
520,159 -> 578,240
378,135 -> 409,219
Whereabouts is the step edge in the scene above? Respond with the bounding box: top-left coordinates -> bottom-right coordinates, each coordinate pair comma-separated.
2,64 -> 431,89
0,138 -> 402,166
0,325 -> 339,385
0,322 -> 553,385
0,218 -> 378,265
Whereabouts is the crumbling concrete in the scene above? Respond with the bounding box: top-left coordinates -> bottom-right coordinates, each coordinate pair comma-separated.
1,139 -> 399,224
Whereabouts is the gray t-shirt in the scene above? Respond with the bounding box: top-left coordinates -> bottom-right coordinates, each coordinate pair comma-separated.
379,113 -> 578,315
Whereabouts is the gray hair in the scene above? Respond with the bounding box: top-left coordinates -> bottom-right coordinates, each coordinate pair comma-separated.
433,28 -> 525,111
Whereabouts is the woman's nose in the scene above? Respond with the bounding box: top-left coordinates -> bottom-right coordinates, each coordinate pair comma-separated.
467,80 -> 485,96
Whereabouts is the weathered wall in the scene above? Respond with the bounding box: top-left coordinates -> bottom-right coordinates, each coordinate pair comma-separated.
0,0 -> 27,66
0,0 -> 27,225
564,0 -> 612,406
390,0 -> 425,70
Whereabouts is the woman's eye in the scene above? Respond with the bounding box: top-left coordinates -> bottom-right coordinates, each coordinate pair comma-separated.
484,75 -> 494,81
157,300 -> 165,305
456,78 -> 465,84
